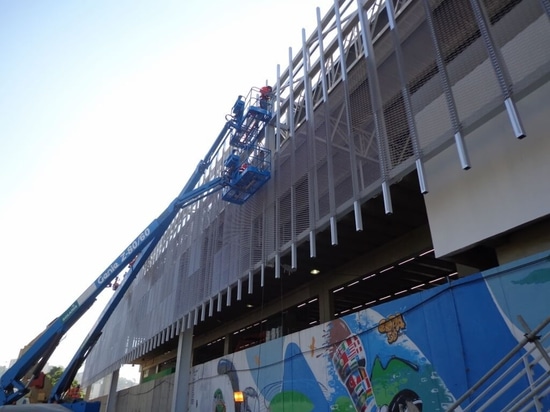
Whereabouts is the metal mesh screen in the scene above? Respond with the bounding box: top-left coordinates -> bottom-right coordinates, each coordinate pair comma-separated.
484,0 -> 549,86
328,81 -> 356,207
82,0 -> 550,385
313,109 -> 332,220
433,0 -> 504,130
408,1 -> 450,150
349,74 -> 382,193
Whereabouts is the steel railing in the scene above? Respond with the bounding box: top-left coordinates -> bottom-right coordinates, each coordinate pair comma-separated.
448,315 -> 550,412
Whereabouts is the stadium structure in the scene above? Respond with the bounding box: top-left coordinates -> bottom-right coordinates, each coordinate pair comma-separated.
78,0 -> 550,410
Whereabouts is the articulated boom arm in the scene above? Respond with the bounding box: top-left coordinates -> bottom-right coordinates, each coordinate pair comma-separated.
48,176 -> 226,403
1,89 -> 273,408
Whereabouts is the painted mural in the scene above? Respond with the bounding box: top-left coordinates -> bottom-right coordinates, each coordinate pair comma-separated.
188,251 -> 550,411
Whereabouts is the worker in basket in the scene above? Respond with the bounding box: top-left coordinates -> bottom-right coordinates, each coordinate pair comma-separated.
259,85 -> 273,110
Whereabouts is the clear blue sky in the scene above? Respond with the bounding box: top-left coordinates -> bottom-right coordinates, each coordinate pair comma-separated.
0,0 -> 332,377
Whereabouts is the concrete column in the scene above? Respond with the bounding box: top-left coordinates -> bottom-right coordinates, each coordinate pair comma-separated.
223,333 -> 230,355
456,263 -> 479,278
104,369 -> 119,412
83,385 -> 92,401
317,284 -> 334,324
171,327 -> 194,412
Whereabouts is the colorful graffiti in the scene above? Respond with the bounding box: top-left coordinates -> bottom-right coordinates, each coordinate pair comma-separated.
188,251 -> 550,411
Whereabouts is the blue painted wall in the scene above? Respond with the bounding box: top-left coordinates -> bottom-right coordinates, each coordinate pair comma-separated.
189,251 -> 550,411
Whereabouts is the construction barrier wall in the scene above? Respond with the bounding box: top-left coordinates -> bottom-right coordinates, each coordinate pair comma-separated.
187,251 -> 550,411
92,376 -> 174,412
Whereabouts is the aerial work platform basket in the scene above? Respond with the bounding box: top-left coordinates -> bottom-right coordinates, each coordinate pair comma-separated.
230,106 -> 271,150
228,87 -> 272,151
222,147 -> 271,205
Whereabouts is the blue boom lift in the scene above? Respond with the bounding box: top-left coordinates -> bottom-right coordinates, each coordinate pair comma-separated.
0,88 -> 273,411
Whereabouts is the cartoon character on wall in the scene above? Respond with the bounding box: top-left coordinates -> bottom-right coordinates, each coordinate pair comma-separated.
213,388 -> 226,412
218,359 -> 242,412
377,314 -> 405,344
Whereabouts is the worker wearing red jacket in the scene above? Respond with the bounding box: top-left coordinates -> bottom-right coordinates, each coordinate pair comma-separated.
259,85 -> 273,110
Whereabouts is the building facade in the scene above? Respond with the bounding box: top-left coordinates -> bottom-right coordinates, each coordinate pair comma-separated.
82,0 -> 550,410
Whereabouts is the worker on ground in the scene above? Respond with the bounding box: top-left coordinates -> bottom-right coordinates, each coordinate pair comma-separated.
259,86 -> 273,110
